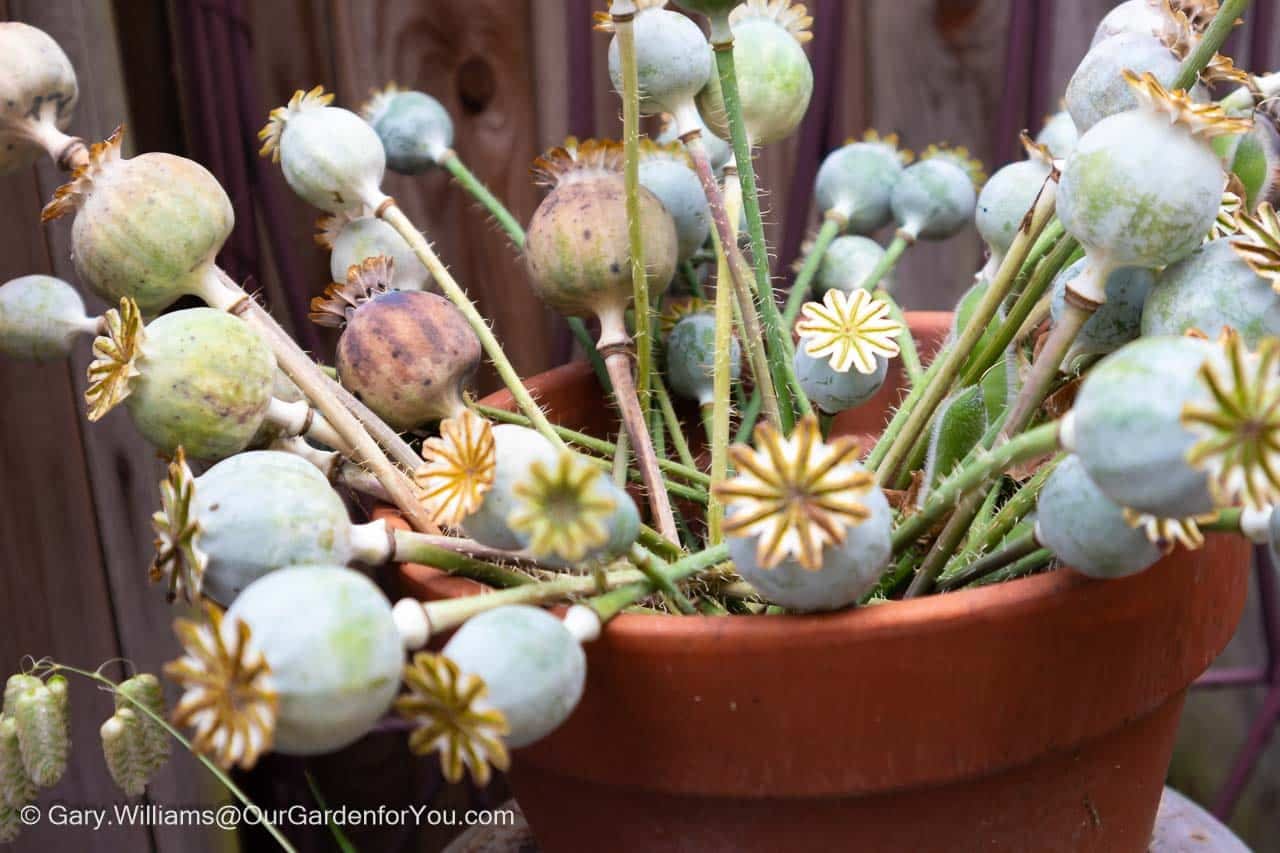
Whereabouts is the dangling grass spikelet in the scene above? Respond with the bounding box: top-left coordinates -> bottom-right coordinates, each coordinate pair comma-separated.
115,674 -> 170,774
713,415 -> 873,570
395,652 -> 510,786
100,709 -> 150,796
13,684 -> 68,788
0,716 -> 35,807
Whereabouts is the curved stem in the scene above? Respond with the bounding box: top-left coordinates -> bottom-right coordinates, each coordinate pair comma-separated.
604,346 -> 680,544
378,202 -> 566,450
891,420 -> 1060,553
437,150 -> 525,246
783,214 -> 843,327
946,453 -> 1061,574
712,40 -> 803,422
874,179 -> 1058,483
39,664 -> 296,853
937,528 -> 1041,591
588,543 -> 730,622
858,232 -> 911,294
629,544 -> 699,614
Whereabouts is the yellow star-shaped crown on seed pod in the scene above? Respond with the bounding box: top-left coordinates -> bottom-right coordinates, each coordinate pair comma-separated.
359,82 -> 402,124
85,296 -> 145,422
1231,202 -> 1280,290
149,447 -> 207,604
395,651 -> 510,786
713,415 -> 873,571
921,143 -> 987,189
731,0 -> 814,43
842,129 -> 914,165
258,86 -> 334,162
42,125 -> 126,223
414,409 -> 497,528
1182,330 -> 1280,510
796,288 -> 902,375
1121,508 -> 1214,552
531,137 -> 625,188
509,451 -> 616,563
165,602 -> 278,772
309,254 -> 395,329
1123,70 -> 1252,139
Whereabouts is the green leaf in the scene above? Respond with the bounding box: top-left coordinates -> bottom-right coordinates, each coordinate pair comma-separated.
920,386 -> 987,501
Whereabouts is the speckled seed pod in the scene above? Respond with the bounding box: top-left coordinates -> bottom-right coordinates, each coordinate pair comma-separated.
793,347 -> 887,415
638,141 -> 710,263
976,140 -> 1054,264
813,135 -> 910,235
187,452 -> 363,605
604,2 -> 712,116
42,130 -> 234,316
362,86 -> 454,175
259,87 -> 385,214
325,215 -> 429,292
666,312 -> 740,406
13,683 -> 68,788
811,235 -> 890,295
890,147 -> 983,241
1050,259 -> 1153,370
0,275 -> 97,360
123,308 -> 276,459
1143,239 -> 1280,345
525,140 -> 677,319
1036,110 -> 1079,159
314,256 -> 481,430
443,605 -> 586,749
1066,31 -> 1206,134
1067,335 -> 1219,518
0,22 -> 78,175
226,566 -> 403,755
463,424 -> 561,551
1057,73 -> 1245,289
696,0 -> 813,146
1036,454 -> 1163,579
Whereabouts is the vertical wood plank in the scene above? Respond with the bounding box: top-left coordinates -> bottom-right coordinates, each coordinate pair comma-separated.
4,3 -> 225,851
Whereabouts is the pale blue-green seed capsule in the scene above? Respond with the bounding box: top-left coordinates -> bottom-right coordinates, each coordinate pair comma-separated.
464,424 -> 561,551
443,605 -> 585,749
226,566 -> 403,755
277,100 -> 386,214
1058,108 -> 1224,271
1066,33 -> 1205,134
114,674 -> 168,774
329,217 -> 428,291
0,716 -> 35,808
13,684 -> 68,788
127,308 -> 276,460
1036,455 -> 1162,579
1142,239 -> 1280,346
194,451 -> 358,606
813,142 -> 906,234
1090,0 -> 1169,47
366,90 -> 454,175
976,158 -> 1052,261
100,710 -> 149,797
0,22 -> 78,176
727,475 -> 892,611
1036,111 -> 1078,159
891,157 -> 978,240
639,156 -> 710,263
666,313 -> 739,406
1051,259 -> 1152,370
0,276 -> 97,360
608,6 -> 712,116
793,347 -> 887,415
1069,335 -> 1218,518
812,236 -> 889,295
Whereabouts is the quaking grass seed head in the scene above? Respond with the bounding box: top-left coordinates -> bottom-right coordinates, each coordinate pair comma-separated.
43,128 -> 235,316
525,139 -> 677,320
260,86 -> 386,214
361,84 -> 454,175
0,22 -> 78,175
318,256 -> 481,430
696,0 -> 814,146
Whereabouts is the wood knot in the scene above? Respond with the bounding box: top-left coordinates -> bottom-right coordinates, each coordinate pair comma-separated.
456,56 -> 496,115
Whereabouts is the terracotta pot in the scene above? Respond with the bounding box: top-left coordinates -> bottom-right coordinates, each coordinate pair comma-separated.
395,312 -> 1251,853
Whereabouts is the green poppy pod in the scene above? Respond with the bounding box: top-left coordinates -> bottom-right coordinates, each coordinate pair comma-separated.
321,214 -> 429,292
890,146 -> 984,241
1142,239 -> 1280,346
525,139 -> 677,320
1065,335 -> 1219,518
976,138 -> 1054,264
604,1 -> 712,117
1066,30 -> 1206,134
1036,110 -> 1078,159
696,0 -> 813,146
463,424 -> 562,551
0,275 -> 97,360
666,312 -> 740,406
1050,259 -> 1153,370
42,129 -> 234,316
259,87 -> 385,215
794,347 -> 887,415
813,134 -> 910,235
361,86 -> 454,175
226,566 -> 403,755
0,22 -> 78,175
638,140 -> 710,263
1035,455 -> 1163,579
810,235 -> 891,295
443,605 -> 586,749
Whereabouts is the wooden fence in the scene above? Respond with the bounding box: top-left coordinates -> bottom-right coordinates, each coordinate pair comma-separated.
0,1 -> 1276,850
